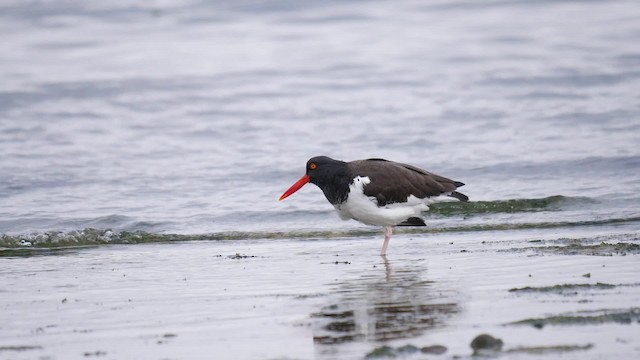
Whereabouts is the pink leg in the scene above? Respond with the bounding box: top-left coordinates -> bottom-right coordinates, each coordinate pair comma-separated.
381,226 -> 392,256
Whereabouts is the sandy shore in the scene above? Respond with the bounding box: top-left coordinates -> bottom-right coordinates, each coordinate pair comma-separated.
1,224 -> 639,359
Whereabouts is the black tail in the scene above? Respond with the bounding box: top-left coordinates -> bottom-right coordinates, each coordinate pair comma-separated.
397,217 -> 427,226
449,191 -> 469,202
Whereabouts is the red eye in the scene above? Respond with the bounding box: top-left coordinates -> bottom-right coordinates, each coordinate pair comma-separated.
309,163 -> 317,170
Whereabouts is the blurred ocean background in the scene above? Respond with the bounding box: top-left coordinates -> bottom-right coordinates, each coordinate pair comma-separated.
1,0 -> 639,243
2,2 -> 640,360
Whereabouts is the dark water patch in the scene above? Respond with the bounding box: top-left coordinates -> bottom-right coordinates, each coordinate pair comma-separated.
472,155 -> 640,178
480,70 -> 640,87
407,216 -> 640,235
510,91 -> 588,100
509,308 -> 640,328
543,109 -> 640,128
0,1 -> 190,25
422,0 -> 606,12
616,52 -> 640,66
0,247 -> 91,258
526,232 -> 639,246
0,75 -> 223,113
281,12 -> 372,24
519,242 -> 640,256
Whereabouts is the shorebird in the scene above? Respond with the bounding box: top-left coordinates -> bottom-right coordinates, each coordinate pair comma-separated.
279,156 -> 468,255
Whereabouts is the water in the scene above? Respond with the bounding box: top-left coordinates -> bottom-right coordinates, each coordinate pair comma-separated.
1,0 -> 639,359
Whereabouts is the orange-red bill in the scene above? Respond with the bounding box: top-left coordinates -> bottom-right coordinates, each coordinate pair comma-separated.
279,174 -> 310,201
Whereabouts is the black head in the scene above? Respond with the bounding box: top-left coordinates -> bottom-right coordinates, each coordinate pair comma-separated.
305,156 -> 347,185
279,155 -> 351,204
304,156 -> 351,204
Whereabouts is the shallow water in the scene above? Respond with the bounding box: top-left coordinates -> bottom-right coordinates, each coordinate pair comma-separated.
1,0 -> 640,359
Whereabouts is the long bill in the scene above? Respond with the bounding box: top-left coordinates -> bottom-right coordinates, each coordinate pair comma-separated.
279,174 -> 310,201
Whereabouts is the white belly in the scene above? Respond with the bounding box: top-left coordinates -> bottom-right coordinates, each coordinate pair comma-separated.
333,176 -> 431,226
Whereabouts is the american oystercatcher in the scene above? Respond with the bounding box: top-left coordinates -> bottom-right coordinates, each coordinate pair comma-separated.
279,156 -> 468,255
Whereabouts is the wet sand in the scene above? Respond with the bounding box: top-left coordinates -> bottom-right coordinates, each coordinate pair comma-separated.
1,225 -> 639,359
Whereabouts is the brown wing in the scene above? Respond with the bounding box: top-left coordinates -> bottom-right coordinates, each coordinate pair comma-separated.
349,158 -> 468,206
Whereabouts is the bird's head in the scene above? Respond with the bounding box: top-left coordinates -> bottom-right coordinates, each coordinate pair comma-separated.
279,156 -> 346,201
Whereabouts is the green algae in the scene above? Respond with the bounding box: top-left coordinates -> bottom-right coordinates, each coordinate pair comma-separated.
365,346 -> 396,358
365,344 -> 444,358
363,338 -> 591,358
504,344 -> 593,354
508,282 -> 617,294
428,195 -> 592,216
471,334 -> 504,352
509,308 -> 640,328
0,345 -> 43,352
228,253 -> 257,259
421,345 -> 447,354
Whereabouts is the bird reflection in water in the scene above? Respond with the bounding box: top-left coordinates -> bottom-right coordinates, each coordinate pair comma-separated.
311,257 -> 460,346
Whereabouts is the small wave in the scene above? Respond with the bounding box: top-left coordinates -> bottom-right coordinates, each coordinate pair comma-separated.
428,195 -> 595,216
0,228 -> 377,250
2,215 -> 639,253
